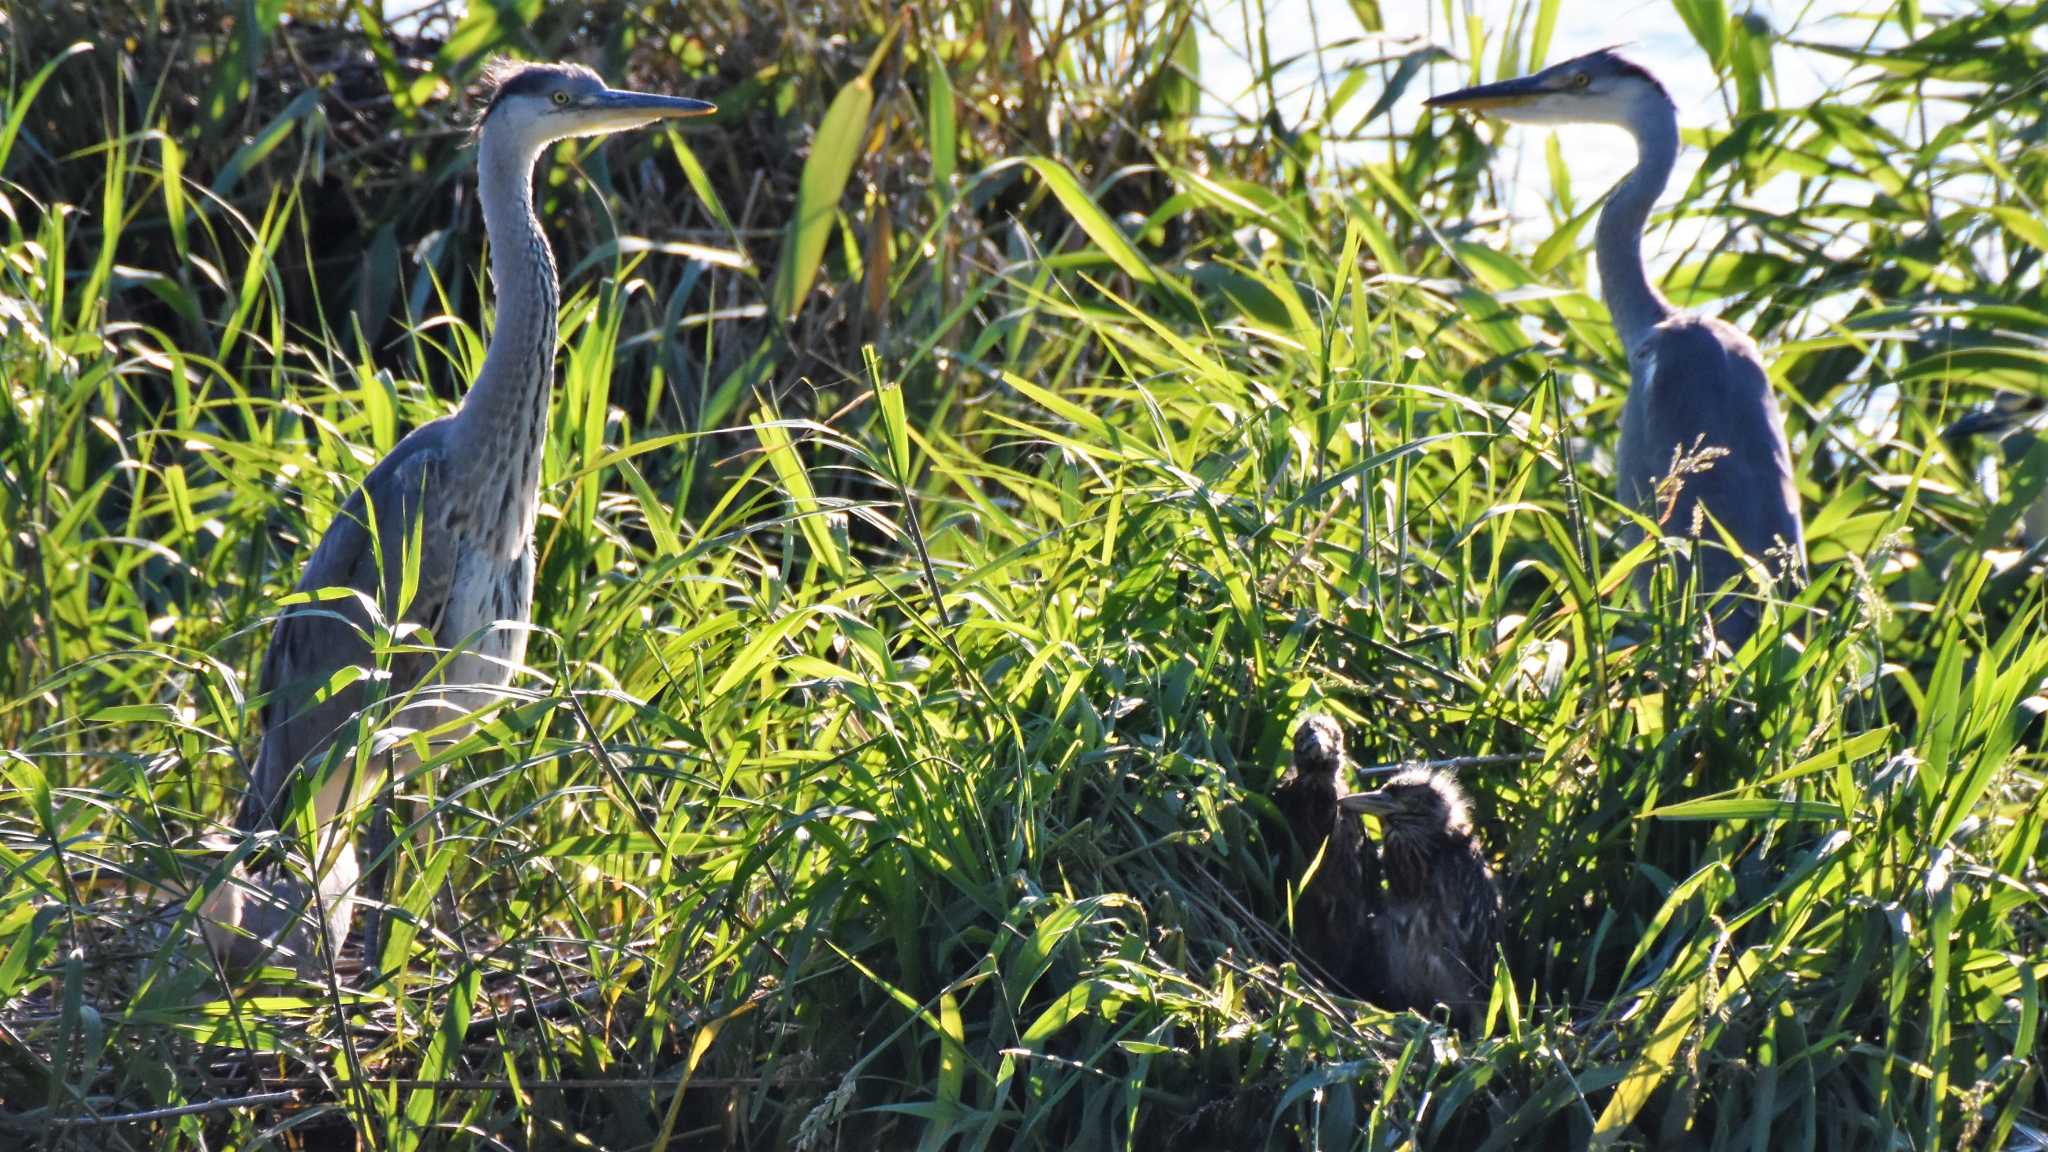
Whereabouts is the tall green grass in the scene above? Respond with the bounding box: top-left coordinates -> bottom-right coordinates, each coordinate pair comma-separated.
1,0 -> 2044,1147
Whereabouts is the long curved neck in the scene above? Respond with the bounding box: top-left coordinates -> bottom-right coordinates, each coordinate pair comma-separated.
455,126 -> 558,555
1595,96 -> 1679,351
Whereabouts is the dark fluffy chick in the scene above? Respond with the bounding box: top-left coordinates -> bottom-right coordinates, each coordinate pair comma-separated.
1341,769 -> 1501,1032
1271,714 -> 1381,997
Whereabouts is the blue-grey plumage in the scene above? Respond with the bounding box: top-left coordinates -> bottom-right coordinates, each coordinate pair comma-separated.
200,61 -> 714,976
1428,49 -> 1806,648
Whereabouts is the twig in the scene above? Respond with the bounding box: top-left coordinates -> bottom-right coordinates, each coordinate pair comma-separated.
255,1076 -> 821,1091
0,1012 -> 133,1150
15,1075 -> 827,1129
1353,752 -> 1538,778
34,1091 -> 300,1128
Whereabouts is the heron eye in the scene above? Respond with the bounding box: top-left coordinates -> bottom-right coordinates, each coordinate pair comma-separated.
1573,73 -> 1591,88
551,90 -> 570,106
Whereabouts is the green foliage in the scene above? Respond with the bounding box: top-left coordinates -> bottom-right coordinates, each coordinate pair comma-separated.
1,0 -> 2046,1148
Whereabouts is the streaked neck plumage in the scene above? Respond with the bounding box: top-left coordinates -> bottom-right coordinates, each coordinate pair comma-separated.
455,122 -> 558,557
1595,93 -> 1679,352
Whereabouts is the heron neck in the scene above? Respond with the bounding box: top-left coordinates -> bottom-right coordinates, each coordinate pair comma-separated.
1380,833 -> 1433,900
1595,98 -> 1679,350
456,129 -> 559,553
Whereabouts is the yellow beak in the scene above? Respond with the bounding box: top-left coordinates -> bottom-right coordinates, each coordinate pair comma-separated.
1424,75 -> 1550,114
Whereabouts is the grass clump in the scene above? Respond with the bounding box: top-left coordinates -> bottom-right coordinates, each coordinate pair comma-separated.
1,0 -> 2046,1147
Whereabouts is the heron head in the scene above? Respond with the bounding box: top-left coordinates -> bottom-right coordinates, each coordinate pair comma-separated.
1425,48 -> 1670,128
476,59 -> 715,151
1339,769 -> 1472,840
1943,393 -> 2044,444
1290,714 -> 1346,782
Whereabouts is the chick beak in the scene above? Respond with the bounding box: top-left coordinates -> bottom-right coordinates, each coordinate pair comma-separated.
1338,792 -> 1398,817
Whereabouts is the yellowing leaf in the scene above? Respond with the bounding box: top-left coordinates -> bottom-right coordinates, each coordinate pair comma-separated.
1990,205 -> 2048,255
772,77 -> 874,319
1594,974 -> 1704,1144
1023,157 -> 1156,284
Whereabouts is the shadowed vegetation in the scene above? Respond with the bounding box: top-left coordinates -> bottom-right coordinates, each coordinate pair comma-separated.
1,0 -> 2045,1147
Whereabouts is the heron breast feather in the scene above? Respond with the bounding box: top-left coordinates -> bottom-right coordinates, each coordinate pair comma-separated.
442,543 -> 534,667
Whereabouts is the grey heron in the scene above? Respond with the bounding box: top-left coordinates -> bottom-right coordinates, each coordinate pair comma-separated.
1340,769 -> 1501,1033
1426,49 -> 1806,649
200,61 -> 714,975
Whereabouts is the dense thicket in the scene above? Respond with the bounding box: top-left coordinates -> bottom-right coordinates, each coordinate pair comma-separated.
1,1 -> 2044,1147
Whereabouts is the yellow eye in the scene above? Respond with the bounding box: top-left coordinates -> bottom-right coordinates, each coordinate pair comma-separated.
551,90 -> 570,106
1573,73 -> 1591,88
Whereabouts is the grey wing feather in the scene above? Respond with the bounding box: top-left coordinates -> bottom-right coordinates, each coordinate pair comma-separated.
238,417 -> 462,832
1449,850 -> 1502,992
1438,851 -> 1501,1032
1619,318 -> 1806,597
1270,774 -> 1383,996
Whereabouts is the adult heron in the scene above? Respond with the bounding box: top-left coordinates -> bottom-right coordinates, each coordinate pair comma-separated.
201,61 -> 714,974
1426,49 -> 1805,648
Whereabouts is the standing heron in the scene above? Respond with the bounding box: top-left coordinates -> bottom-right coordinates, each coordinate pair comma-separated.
201,61 -> 715,974
1340,770 -> 1501,1033
1426,49 -> 1805,648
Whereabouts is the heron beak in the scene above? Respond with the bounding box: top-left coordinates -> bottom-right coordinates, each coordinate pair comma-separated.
1943,404 -> 2024,441
1338,792 -> 1397,817
1424,75 -> 1551,114
580,89 -> 718,130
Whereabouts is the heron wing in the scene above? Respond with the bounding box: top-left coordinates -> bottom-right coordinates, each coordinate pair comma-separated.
239,418 -> 462,832
1446,847 -> 1503,993
1270,773 -> 1383,992
1621,317 -> 1806,585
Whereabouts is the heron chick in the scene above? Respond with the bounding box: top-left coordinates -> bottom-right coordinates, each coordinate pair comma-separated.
1341,769 -> 1501,1032
1427,49 -> 1805,648
1270,715 -> 1379,997
200,61 -> 715,977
